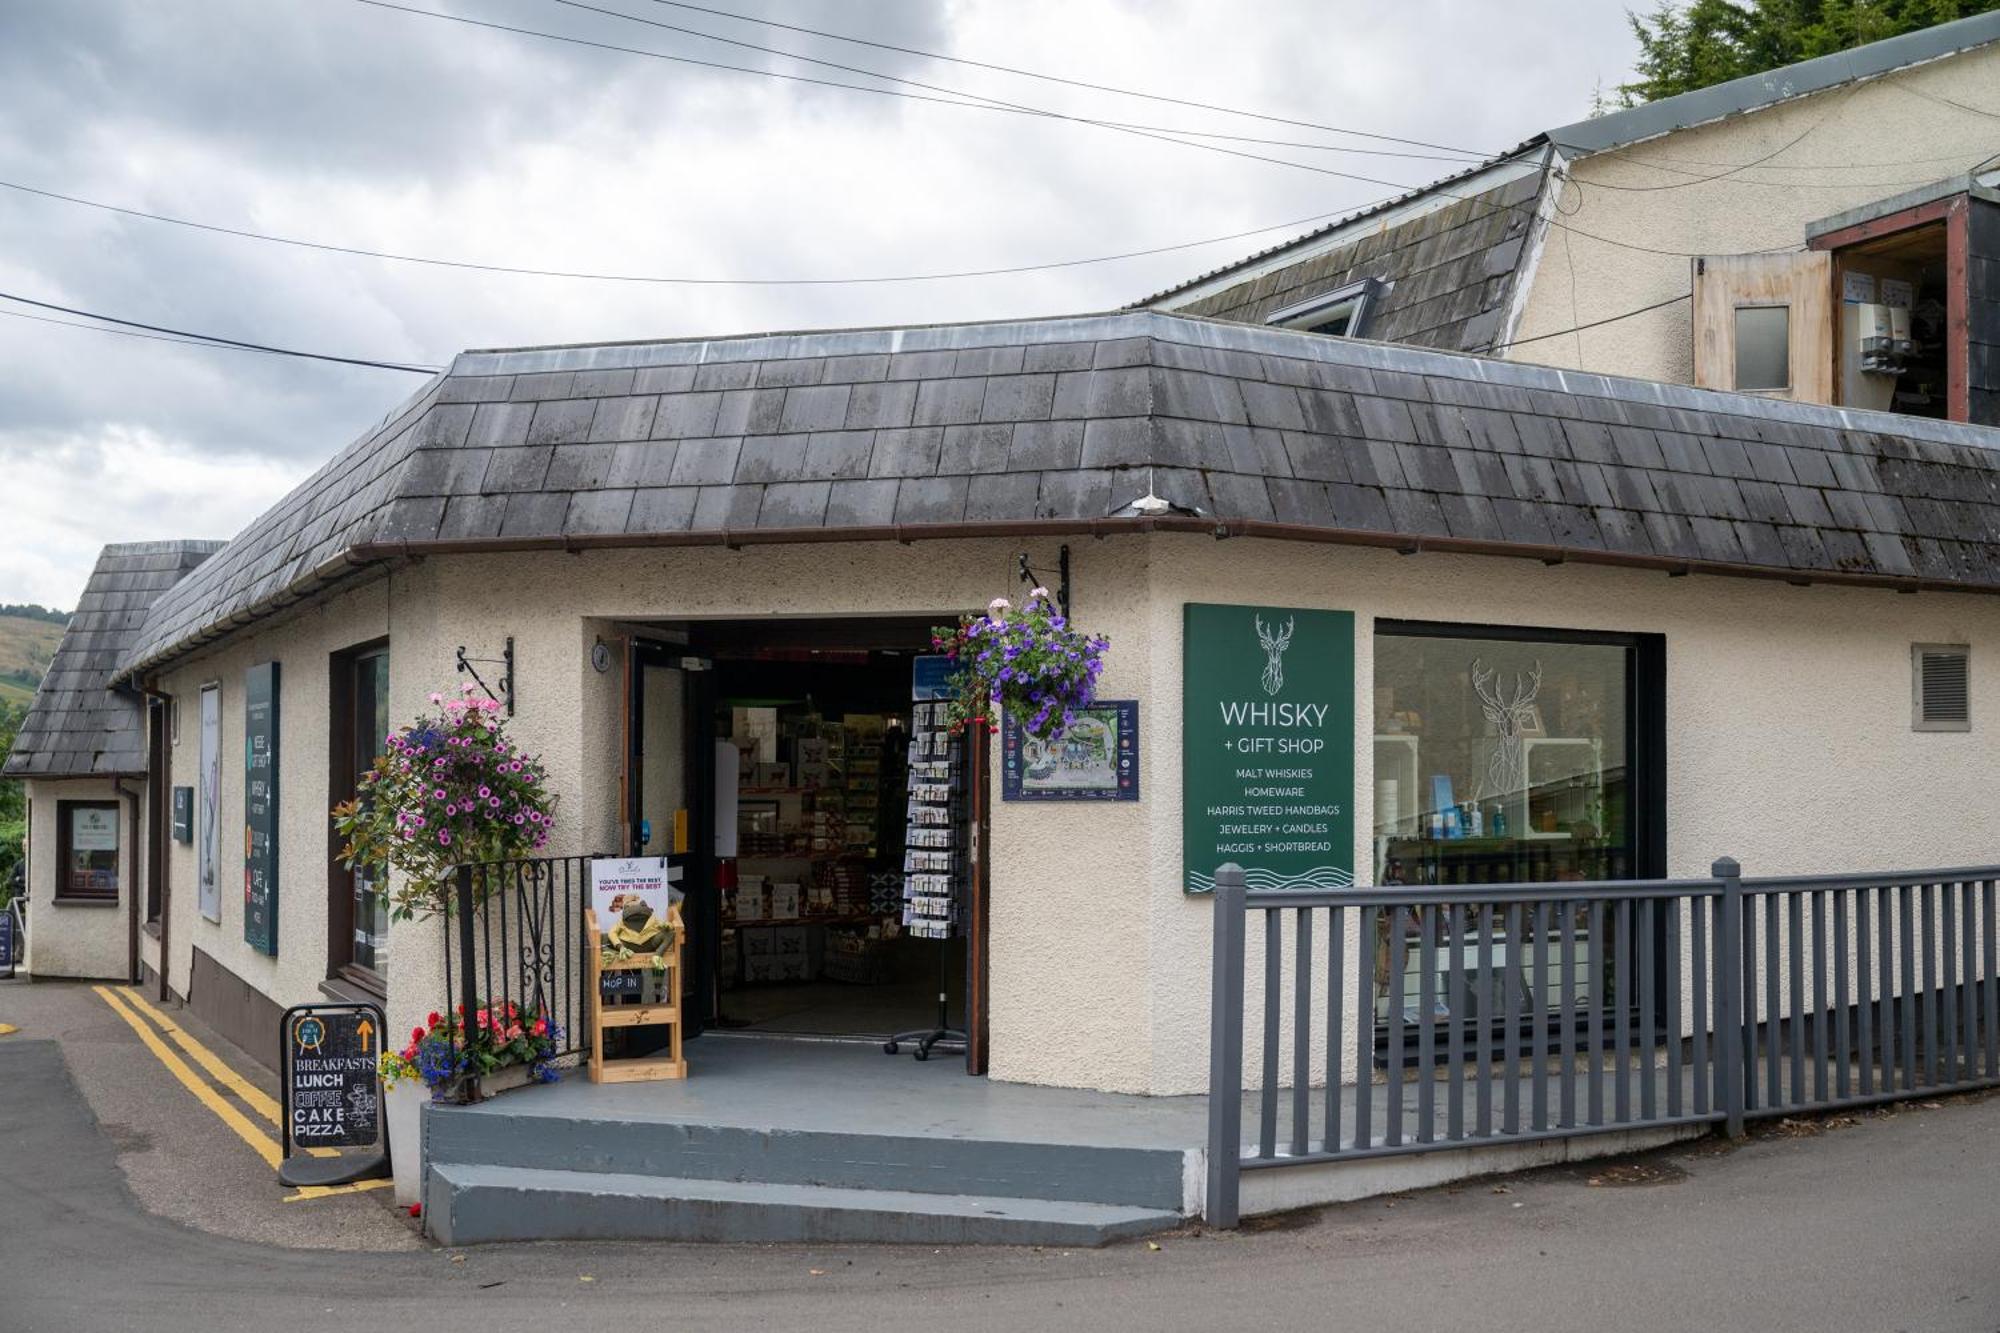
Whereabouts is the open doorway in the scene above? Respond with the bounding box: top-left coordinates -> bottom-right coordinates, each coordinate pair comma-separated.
1830,223 -> 1950,420
623,617 -> 986,1068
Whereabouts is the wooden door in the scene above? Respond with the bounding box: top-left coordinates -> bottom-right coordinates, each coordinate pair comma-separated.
1691,252 -> 1834,403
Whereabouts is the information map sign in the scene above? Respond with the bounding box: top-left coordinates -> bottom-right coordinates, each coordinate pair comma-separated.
1181,603 -> 1354,895
244,662 -> 280,956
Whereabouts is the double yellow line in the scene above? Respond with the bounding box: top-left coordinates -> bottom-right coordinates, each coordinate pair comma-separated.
91,985 -> 391,1201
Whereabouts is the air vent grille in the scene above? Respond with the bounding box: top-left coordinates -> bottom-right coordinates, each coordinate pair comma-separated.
1913,644 -> 1970,731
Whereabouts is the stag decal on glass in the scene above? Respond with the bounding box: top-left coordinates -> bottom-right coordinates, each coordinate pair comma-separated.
1471,657 -> 1542,802
1254,614 -> 1295,697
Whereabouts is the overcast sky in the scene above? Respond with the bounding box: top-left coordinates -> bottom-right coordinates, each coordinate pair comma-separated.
0,0 -> 1640,609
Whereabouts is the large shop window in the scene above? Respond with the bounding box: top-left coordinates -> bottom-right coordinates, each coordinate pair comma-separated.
1370,622 -> 1664,1036
1373,623 -> 1662,886
56,801 -> 120,902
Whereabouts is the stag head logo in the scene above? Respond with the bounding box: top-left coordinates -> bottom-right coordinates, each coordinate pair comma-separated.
1471,657 -> 1543,799
1254,614 -> 1295,697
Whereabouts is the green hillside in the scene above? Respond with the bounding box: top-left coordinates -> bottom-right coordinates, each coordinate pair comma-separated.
0,613 -> 65,704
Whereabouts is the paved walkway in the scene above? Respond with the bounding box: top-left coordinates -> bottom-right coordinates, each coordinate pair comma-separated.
0,978 -> 417,1251
3,977 -> 1997,1332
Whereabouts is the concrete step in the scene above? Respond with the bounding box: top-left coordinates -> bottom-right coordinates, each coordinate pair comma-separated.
425,1106 -> 1191,1212
425,1163 -> 1182,1247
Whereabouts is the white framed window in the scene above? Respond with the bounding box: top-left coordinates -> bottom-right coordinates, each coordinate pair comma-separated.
1912,643 -> 1970,732
1268,278 -> 1387,338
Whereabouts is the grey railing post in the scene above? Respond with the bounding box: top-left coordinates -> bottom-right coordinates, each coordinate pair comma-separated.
1206,864 -> 1248,1228
1713,857 -> 1747,1139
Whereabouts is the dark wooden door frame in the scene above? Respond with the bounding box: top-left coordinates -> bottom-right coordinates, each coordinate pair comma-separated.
1809,193 -> 1971,423
965,725 -> 993,1075
623,637 -> 719,1035
325,638 -> 389,997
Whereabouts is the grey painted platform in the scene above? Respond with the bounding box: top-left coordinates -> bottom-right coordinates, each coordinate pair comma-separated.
426,1164 -> 1178,1247
444,1035 -> 1211,1146
423,1036 -> 1203,1246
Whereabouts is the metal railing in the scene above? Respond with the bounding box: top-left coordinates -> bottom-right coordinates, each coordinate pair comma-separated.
1206,858 -> 2000,1226
443,855 -> 596,1074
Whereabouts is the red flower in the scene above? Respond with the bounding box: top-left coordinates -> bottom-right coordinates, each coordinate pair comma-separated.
410,1026 -> 425,1043
532,1018 -> 548,1036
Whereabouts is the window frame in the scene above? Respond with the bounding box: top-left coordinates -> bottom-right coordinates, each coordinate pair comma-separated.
1268,278 -> 1388,339
1732,302 -> 1793,393
1373,619 -> 1666,883
54,799 -> 121,905
327,638 -> 391,995
1911,642 -> 1971,733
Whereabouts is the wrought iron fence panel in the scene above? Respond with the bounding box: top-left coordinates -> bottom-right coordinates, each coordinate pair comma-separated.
441,855 -> 596,1067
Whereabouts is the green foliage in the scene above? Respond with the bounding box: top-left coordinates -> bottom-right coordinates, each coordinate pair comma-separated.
0,700 -> 24,899
332,686 -> 557,921
1618,0 -> 2000,104
0,604 -> 69,626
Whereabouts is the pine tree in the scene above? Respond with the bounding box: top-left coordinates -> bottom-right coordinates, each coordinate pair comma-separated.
1616,0 -> 1999,104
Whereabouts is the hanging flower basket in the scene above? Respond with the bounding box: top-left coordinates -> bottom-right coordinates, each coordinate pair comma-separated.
332,684 -> 558,921
931,588 -> 1108,741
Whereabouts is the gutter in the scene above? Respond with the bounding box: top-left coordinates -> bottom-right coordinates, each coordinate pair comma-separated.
117,516 -> 1954,682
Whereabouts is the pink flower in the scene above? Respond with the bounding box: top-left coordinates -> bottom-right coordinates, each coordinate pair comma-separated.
437,830 -> 452,846
478,786 -> 491,800
428,692 -> 442,705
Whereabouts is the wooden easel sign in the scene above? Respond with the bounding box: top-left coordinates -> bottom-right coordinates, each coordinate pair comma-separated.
585,857 -> 686,1082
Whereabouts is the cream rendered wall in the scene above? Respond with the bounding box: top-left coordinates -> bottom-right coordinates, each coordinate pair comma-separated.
1144,532 -> 2000,1094
21,776 -> 135,980
1506,45 -> 2000,381
132,527 -> 2000,1097
154,569 -> 441,1024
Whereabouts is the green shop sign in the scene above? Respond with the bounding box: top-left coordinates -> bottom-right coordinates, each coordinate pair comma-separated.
1182,603 -> 1354,895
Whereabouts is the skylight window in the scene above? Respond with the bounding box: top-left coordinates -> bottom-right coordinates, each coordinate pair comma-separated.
1268,279 -> 1385,339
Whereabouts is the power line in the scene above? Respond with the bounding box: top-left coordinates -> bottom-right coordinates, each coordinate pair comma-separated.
0,176 -> 1362,284
625,0 -> 1498,157
336,0 -> 1476,164
347,1 -> 1807,264
1492,293 -> 1690,350
0,306 -> 260,354
0,290 -> 441,373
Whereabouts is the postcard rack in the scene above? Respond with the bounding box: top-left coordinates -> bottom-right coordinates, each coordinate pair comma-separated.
584,901 -> 686,1083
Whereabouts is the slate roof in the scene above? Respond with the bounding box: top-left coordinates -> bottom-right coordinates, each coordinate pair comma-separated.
114,310 -> 2000,680
6,540 -> 223,778
1152,165 -> 1544,353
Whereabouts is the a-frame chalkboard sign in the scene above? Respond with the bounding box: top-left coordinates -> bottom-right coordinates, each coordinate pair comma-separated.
277,1002 -> 391,1188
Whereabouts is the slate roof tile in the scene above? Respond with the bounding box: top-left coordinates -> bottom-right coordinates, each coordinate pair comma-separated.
868,426 -> 944,479
626,487 -> 698,532
895,475 -> 970,523
826,478 -> 901,527
526,399 -> 595,446
938,423 -> 1015,476
564,488 -> 636,535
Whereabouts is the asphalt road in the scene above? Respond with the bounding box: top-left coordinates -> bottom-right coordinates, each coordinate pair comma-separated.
2,992 -> 1998,1332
